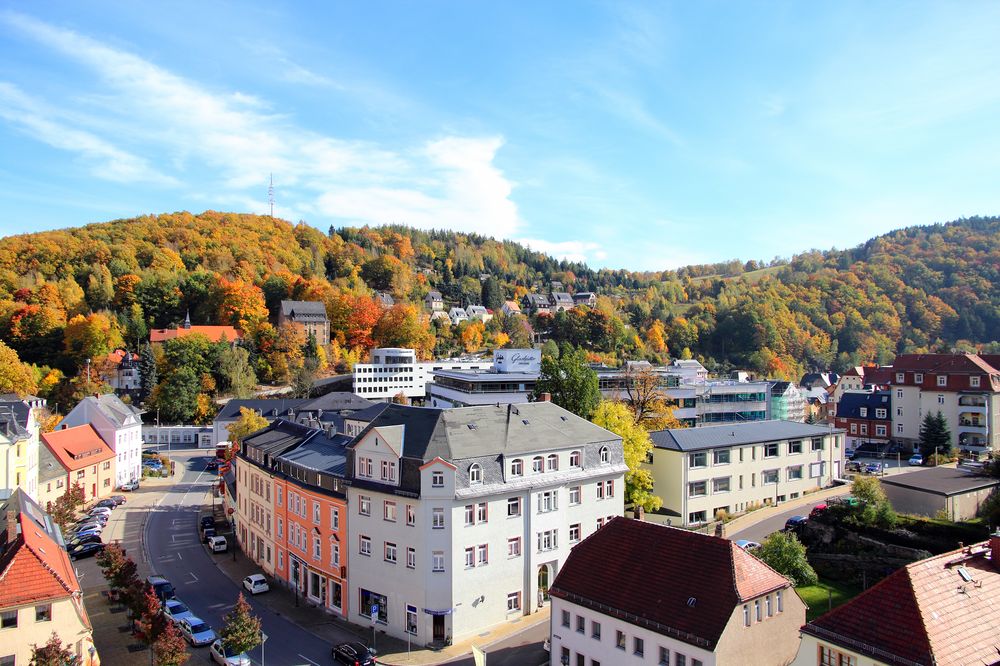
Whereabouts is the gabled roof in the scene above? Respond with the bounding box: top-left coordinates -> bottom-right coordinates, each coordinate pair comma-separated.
344,402 -> 392,424
215,398 -> 308,421
550,292 -> 574,303
298,393 -> 375,413
241,418 -> 319,457
835,391 -> 891,419
37,445 -> 63,484
523,293 -> 550,306
802,539 -> 1000,666
502,300 -> 521,312
150,325 -> 242,343
74,394 -> 143,427
280,300 -> 328,320
0,400 -> 30,442
426,291 -> 443,300
650,420 -> 841,451
41,425 -> 115,471
550,517 -> 791,650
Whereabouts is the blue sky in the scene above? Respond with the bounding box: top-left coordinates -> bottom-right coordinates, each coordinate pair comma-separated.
2,2 -> 999,270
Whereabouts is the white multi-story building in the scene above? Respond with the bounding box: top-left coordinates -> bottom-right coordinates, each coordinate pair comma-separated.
646,421 -> 844,525
345,401 -> 626,646
352,348 -> 491,402
60,394 -> 143,488
427,349 -> 541,409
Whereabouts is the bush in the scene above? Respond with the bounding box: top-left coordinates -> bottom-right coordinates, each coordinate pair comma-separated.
755,531 -> 819,586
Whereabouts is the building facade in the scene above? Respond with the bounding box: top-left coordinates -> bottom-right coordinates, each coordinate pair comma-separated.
41,425 -> 116,503
834,390 -> 892,453
646,421 -> 844,525
768,382 -> 807,422
427,349 -> 541,409
0,397 -> 40,501
352,348 -> 491,401
279,300 -> 331,346
345,402 -> 626,646
61,394 -> 143,489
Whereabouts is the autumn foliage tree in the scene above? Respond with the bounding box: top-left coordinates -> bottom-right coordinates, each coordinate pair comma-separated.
221,593 -> 262,656
591,400 -> 662,511
153,621 -> 190,666
29,633 -> 76,666
227,407 -> 269,444
63,312 -> 125,367
0,340 -> 38,396
214,277 -> 268,331
48,484 -> 85,530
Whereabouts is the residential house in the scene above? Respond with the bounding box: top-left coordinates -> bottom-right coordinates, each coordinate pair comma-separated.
521,293 -> 552,316
828,366 -> 885,424
279,300 -> 330,346
214,394 -> 377,446
0,490 -> 99,666
880,466 -> 1000,521
375,292 -> 395,308
571,292 -> 596,308
212,398 -> 307,447
549,292 -> 574,313
465,305 -> 492,323
768,382 -> 807,422
448,307 -> 469,326
352,348 -> 491,402
793,533 -> 1000,666
61,394 -> 143,489
834,390 -> 892,453
345,402 -> 626,645
426,291 -> 444,312
149,311 -> 242,343
105,349 -> 141,398
799,372 -> 839,391
549,517 -> 805,666
0,397 -> 40,501
40,425 -> 116,502
646,421 -> 844,525
550,281 -> 564,292
802,388 -> 830,424
501,301 -> 522,317
37,445 -> 65,511
236,420 -> 350,613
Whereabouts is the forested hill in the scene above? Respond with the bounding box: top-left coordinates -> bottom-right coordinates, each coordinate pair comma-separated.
0,211 -> 997,388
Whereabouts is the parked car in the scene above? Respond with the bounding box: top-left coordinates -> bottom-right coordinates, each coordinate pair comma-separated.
207,535 -> 228,553
108,495 -> 126,506
120,480 -> 140,491
89,506 -> 113,517
828,495 -> 861,508
864,462 -> 884,474
332,642 -> 377,666
72,521 -> 104,535
809,503 -> 828,518
909,454 -> 924,466
210,639 -> 251,666
93,499 -> 117,510
784,515 -> 808,531
202,527 -> 217,543
163,598 -> 195,625
66,534 -> 103,549
76,515 -> 107,528
72,527 -> 103,541
68,541 -> 106,560
146,576 -> 176,602
200,516 -> 216,530
845,460 -> 863,473
205,460 -> 219,472
178,617 -> 217,646
733,539 -> 761,550
242,574 -> 269,595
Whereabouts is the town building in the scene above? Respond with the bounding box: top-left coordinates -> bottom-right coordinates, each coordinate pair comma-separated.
793,533 -> 1000,666
213,394 -> 375,445
501,300 -> 522,317
375,292 -> 395,308
549,292 -> 575,312
768,381 -> 807,422
0,490 -> 99,666
0,396 -> 40,501
427,349 -> 541,409
549,517 -> 805,666
40,425 -> 116,502
799,372 -> 839,391
351,348 -> 491,402
425,291 -> 444,312
828,365 -> 883,423
521,293 -> 552,315
834,390 -> 892,453
105,349 -> 141,398
802,388 -> 830,424
880,466 -> 1000,521
235,420 -> 350,614
36,445 -> 65,511
646,421 -> 844,525
279,300 -> 331,346
149,311 -> 242,343
448,307 -> 469,326
142,425 -> 215,450
345,402 -> 626,646
60,394 -> 143,489
572,292 -> 597,308
465,305 -> 492,323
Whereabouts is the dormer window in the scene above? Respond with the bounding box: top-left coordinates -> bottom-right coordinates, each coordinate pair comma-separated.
569,451 -> 581,468
546,454 -> 559,472
896,373 -> 904,383
431,471 -> 444,488
532,456 -> 544,473
599,446 -> 610,464
511,459 -> 523,476
937,374 -> 947,386
469,464 -> 482,485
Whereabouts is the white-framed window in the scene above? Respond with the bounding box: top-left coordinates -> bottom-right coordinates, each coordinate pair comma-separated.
510,458 -> 523,476
532,456 -> 544,473
876,408 -> 886,419
406,504 -> 415,526
384,542 -> 397,563
688,510 -> 707,523
538,490 -> 558,512
809,462 -> 826,478
569,450 -> 582,467
811,438 -> 824,451
431,471 -> 444,487
712,477 -> 730,493
507,497 -> 521,517
358,456 -> 373,478
359,496 -> 371,516
464,547 -> 475,568
599,446 -> 609,463
537,529 -> 558,552
763,469 -> 779,484
277,518 -> 283,539
897,424 -> 904,434
432,507 -> 445,529
876,425 -> 887,437
507,536 -> 521,558
764,443 -> 778,458
313,536 -> 321,560
592,621 -> 601,640
465,505 -> 475,526
331,543 -> 340,567
381,460 -> 396,482
971,376 -> 981,388
469,464 -> 482,485
569,486 -> 581,504
546,454 -> 558,471
406,547 -> 416,569
569,523 -> 581,543
938,394 -> 945,404
359,535 -> 371,556
476,543 -> 488,566
506,591 -> 521,612
605,480 -> 614,497
383,501 -> 397,522
432,551 -> 445,572
634,636 -> 644,657
689,452 -> 706,468
713,448 -> 731,465
896,372 -> 904,383
859,407 -> 867,418
787,465 -> 803,480
688,481 -> 707,497
743,604 -> 750,627
937,374 -> 947,386
331,507 -> 340,531
860,424 -> 868,435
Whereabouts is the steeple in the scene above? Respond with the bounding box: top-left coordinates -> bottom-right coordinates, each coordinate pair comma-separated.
183,310 -> 191,329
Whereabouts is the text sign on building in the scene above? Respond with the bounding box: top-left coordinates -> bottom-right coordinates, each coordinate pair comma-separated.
493,349 -> 541,374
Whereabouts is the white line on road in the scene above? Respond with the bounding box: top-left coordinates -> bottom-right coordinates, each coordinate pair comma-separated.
177,552 -> 182,560
296,655 -> 319,665
188,572 -> 198,582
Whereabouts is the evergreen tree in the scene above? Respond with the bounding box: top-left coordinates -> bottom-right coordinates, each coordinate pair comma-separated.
139,342 -> 157,403
480,277 -> 504,310
919,411 -> 952,460
221,594 -> 262,656
303,331 -> 319,360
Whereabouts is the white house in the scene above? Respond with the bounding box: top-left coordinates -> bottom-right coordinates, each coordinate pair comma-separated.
60,394 -> 143,488
345,401 -> 626,646
448,307 -> 469,326
352,348 -> 491,402
465,305 -> 492,323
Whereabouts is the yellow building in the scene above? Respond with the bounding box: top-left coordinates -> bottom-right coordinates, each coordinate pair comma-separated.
0,396 -> 41,501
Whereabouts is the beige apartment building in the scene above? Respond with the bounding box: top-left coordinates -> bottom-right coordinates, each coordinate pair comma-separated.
646,421 -> 845,525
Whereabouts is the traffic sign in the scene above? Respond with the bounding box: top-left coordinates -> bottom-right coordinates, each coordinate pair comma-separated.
371,604 -> 379,621
260,632 -> 268,644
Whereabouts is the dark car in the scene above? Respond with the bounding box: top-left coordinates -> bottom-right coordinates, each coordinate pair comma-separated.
108,495 -> 127,506
784,515 -> 808,531
864,462 -> 883,474
332,642 -> 376,666
93,499 -> 117,510
147,576 -> 176,602
69,541 -> 106,560
66,534 -> 103,549
845,460 -> 862,472
203,527 -> 217,543
200,516 -> 216,530
205,460 -> 219,472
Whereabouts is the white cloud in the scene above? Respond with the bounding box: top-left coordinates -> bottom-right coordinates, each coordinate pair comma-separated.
516,238 -> 604,264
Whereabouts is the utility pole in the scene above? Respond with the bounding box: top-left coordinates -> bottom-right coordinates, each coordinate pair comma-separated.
268,174 -> 275,218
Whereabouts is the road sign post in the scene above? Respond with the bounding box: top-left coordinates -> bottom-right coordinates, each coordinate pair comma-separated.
371,604 -> 379,651
260,631 -> 268,666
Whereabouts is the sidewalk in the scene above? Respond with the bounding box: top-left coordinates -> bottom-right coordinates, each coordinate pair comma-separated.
198,488 -> 549,665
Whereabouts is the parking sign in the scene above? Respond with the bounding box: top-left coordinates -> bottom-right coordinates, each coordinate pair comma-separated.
371,604 -> 379,622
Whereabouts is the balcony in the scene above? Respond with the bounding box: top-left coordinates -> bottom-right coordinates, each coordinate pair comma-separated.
959,433 -> 988,448
959,395 -> 988,407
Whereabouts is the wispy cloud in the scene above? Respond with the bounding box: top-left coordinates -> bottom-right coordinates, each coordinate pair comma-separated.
517,238 -> 605,264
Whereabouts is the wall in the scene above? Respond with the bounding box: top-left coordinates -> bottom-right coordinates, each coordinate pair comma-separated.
714,588 -> 806,666
236,459 -> 276,576
0,597 -> 98,666
791,634 -> 888,666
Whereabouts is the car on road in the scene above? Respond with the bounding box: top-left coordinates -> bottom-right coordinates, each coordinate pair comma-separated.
89,506 -> 113,517
66,534 -> 103,549
809,503 -> 828,518
845,460 -> 863,473
784,515 -> 808,531
202,527 -> 217,543
242,574 -> 269,595
119,480 -> 140,491
200,515 -> 216,530
332,642 -> 377,666
864,462 -> 884,474
734,539 -> 761,550
207,535 -> 228,553
146,576 -> 176,602
909,454 -> 924,466
71,521 -> 104,535
205,459 -> 219,472
209,639 -> 251,666
93,498 -> 117,510
68,541 -> 106,560
108,494 -> 126,506
178,617 -> 217,646
163,598 -> 195,625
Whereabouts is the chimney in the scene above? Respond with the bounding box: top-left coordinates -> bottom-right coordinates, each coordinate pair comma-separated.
6,510 -> 17,544
539,392 -> 551,402
633,506 -> 645,521
990,532 -> 1000,569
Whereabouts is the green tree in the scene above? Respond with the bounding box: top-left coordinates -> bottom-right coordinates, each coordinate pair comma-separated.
534,345 -> 600,418
226,407 -> 269,443
754,531 -> 818,586
153,621 -> 190,666
49,483 -> 85,530
139,342 -> 157,402
480,277 -> 504,311
850,476 -> 898,528
591,400 -> 662,511
220,593 -> 262,656
29,633 -> 76,666
218,346 -> 257,398
153,366 -> 200,423
919,411 -> 952,460
540,339 -> 559,359
501,314 -> 533,348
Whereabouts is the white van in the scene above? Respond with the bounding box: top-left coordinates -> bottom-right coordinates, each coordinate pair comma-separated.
207,535 -> 228,553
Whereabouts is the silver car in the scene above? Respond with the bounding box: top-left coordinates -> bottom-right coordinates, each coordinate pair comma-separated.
163,598 -> 194,625
179,617 -> 217,647
209,639 -> 251,666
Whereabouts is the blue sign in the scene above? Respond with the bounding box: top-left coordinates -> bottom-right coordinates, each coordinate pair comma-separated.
371,604 -> 379,621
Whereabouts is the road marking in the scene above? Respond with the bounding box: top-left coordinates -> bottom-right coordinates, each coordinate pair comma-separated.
177,552 -> 182,560
188,572 -> 198,582
296,655 -> 319,665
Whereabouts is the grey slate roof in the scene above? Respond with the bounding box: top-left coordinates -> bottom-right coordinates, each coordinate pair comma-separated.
280,300 -> 328,321
881,467 -> 1000,496
426,291 -> 443,300
216,398 -> 308,421
550,292 -> 574,304
90,394 -> 143,425
277,432 -> 351,476
344,403 -> 392,424
298,393 -> 375,413
836,391 -> 891,420
37,445 -> 64,483
0,399 -> 30,442
651,420 -> 843,451
241,419 -> 318,456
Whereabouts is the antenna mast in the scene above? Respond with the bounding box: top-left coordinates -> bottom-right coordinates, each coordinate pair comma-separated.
268,173 -> 275,218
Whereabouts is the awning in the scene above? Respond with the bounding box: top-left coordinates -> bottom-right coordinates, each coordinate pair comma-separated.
422,608 -> 453,616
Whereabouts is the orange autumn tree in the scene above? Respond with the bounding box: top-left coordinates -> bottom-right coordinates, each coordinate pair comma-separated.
214,277 -> 268,331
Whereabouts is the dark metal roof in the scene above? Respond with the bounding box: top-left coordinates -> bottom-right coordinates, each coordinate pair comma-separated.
216,399 -> 308,421
881,467 -> 1000,497
650,420 -> 843,451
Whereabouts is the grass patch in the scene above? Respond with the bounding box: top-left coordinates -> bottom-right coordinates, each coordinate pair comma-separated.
796,579 -> 861,621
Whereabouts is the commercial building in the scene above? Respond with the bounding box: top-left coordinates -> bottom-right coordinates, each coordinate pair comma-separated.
427,349 -> 541,409
61,394 -> 143,489
279,300 -> 330,346
345,402 -> 626,646
880,466 -> 1000,522
352,348 -> 491,402
40,425 -> 116,503
550,517 -> 805,666
0,490 -> 99,666
0,396 -> 40,501
646,421 -> 844,525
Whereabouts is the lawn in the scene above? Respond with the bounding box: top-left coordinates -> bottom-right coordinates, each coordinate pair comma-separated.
796,579 -> 861,621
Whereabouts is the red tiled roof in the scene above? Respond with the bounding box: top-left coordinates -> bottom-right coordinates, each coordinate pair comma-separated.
150,325 -> 241,343
549,517 -> 792,650
803,541 -> 1000,666
41,424 -> 115,472
107,349 -> 138,364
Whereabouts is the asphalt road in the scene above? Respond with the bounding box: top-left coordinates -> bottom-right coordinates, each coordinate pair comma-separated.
728,489 -> 849,544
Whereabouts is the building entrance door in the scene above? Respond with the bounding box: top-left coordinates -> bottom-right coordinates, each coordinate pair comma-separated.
538,564 -> 550,602
433,614 -> 445,642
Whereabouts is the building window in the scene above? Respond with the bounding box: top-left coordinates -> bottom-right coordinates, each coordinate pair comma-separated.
432,551 -> 445,572
937,374 -> 947,386
755,599 -> 761,622
507,536 -> 521,558
938,394 -> 945,404
896,372 -> 904,382
820,646 -> 859,666
537,529 -> 558,552
511,459 -> 523,476
359,535 -> 371,556
712,477 -> 730,493
546,454 -> 559,471
576,615 -> 585,634
331,543 -> 340,567
600,446 -> 610,463
431,471 -> 445,487
660,647 -> 670,665
506,592 -> 521,612
896,389 -> 903,399
689,452 -> 706,468
777,590 -> 783,612
538,490 -> 558,513
713,449 -> 730,465
384,542 -> 397,563
569,486 -> 581,504
1,610 -> 16,629
766,595 -> 773,617
688,510 -> 707,524
532,456 -> 544,473
313,502 -> 321,524
313,536 -> 321,560
634,637 -> 644,657
569,523 -> 581,543
763,443 -> 778,458
331,507 -> 340,530
876,425 -> 887,437
406,547 -> 416,569
897,424 -> 904,434
860,424 -> 868,435
432,508 -> 445,529
787,465 -> 803,480
359,496 -> 371,516
476,502 -> 488,523
406,605 -> 418,635
688,481 -> 707,497
971,376 -> 981,388
477,544 -> 488,566
811,438 -> 824,451
383,501 -> 397,522
596,481 -> 604,499
859,407 -> 867,418
570,450 -> 582,467
465,547 -> 475,568
592,621 -> 601,640
469,464 -> 482,485
507,497 -> 521,517
743,604 -> 750,626
34,604 -> 51,622
875,408 -> 886,419
616,630 -> 626,650
605,480 -> 614,497
381,460 -> 396,482
406,504 -> 415,526
788,440 -> 802,454
561,610 -> 571,628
